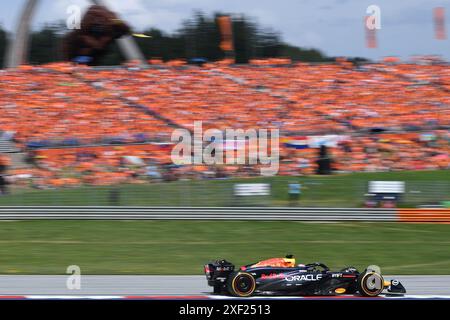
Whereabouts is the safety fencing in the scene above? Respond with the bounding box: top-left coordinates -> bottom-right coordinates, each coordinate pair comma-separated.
0,207 -> 448,222
2,179 -> 448,208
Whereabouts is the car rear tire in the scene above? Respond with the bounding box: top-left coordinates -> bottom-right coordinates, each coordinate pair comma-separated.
357,271 -> 384,297
227,272 -> 256,297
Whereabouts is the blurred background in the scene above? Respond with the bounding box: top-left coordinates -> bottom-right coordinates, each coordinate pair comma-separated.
0,0 -> 449,277
0,1 -> 448,209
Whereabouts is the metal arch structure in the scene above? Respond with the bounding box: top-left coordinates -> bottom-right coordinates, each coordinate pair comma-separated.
4,0 -> 147,68
4,0 -> 38,68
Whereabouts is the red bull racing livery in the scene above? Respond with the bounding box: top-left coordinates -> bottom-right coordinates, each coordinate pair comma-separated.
204,255 -> 406,297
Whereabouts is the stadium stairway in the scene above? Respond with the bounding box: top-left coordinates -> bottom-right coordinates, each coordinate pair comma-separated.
0,137 -> 32,170
0,137 -> 19,154
69,70 -> 189,133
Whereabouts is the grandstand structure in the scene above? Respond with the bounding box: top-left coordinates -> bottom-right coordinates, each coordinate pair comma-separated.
0,59 -> 449,189
4,0 -> 146,68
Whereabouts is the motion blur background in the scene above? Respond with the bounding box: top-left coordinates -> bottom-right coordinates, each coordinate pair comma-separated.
0,1 -> 448,276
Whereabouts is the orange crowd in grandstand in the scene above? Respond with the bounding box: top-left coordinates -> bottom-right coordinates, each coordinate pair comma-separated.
0,59 -> 448,188
0,66 -> 172,146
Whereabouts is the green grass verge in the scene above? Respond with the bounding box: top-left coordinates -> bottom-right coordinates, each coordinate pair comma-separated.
0,220 -> 449,275
1,170 -> 449,207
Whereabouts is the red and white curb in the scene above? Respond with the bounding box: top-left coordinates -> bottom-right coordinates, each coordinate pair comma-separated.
0,295 -> 449,300
0,295 -> 209,300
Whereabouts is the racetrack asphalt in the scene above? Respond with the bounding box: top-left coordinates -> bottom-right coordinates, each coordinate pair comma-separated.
0,275 -> 449,297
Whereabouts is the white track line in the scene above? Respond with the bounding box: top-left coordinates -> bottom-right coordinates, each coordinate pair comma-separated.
0,295 -> 447,300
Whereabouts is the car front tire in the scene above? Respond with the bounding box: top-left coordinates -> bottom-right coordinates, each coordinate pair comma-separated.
357,271 -> 384,297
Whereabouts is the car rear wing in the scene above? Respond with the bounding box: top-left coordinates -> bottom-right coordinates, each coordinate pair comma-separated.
204,259 -> 235,281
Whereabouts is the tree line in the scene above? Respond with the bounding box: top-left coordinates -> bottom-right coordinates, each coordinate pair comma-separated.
0,11 -> 347,67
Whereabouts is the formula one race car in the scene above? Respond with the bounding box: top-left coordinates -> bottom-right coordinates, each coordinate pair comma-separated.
204,255 -> 406,297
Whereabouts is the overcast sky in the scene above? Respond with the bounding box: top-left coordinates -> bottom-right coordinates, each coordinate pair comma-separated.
0,0 -> 449,61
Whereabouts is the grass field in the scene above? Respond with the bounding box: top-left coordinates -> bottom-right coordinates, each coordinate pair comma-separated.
1,170 -> 448,207
0,220 -> 450,275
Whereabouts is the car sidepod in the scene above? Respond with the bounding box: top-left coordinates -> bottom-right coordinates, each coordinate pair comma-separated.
250,268 -> 359,296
